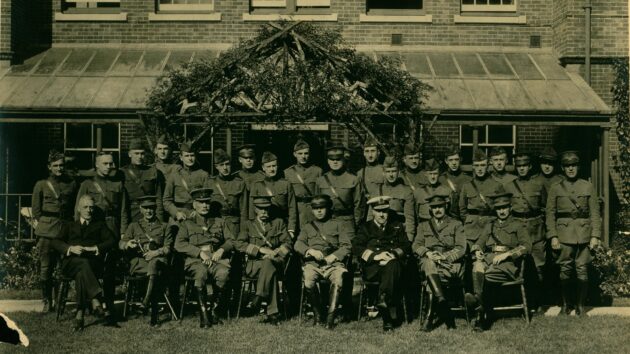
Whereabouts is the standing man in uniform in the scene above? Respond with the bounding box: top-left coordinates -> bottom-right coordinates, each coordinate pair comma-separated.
249,151 -> 298,238
75,151 -> 128,321
284,139 -> 322,229
536,146 -> 564,194
32,150 -> 77,313
163,141 -> 209,223
236,195 -> 292,325
121,138 -> 164,223
294,194 -> 353,328
413,159 -> 451,224
439,145 -> 471,221
376,156 -> 415,241
208,148 -> 247,233
505,152 -> 547,310
315,145 -> 364,231
357,137 -> 384,214
468,192 -> 531,331
120,195 -> 172,326
413,192 -> 466,331
459,149 -> 502,249
235,144 -> 265,191
153,134 -> 178,179
546,151 -> 601,316
175,188 -> 236,328
400,143 -> 427,191
353,196 -> 411,331
489,147 -> 516,186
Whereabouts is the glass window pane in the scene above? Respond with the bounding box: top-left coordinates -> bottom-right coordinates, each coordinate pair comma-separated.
428,53 -> 459,78
84,50 -> 119,76
95,124 -> 119,149
478,54 -> 514,77
487,125 -> 513,144
454,53 -> 486,77
67,151 -> 95,171
461,125 -> 473,144
461,146 -> 472,164
66,124 -> 92,148
368,0 -> 422,9
462,0 -> 474,4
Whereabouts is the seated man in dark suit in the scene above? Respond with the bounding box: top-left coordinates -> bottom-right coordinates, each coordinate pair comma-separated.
352,196 -> 411,332
52,195 -> 116,331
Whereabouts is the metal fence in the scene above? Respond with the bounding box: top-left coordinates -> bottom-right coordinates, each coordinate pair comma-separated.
0,193 -> 35,242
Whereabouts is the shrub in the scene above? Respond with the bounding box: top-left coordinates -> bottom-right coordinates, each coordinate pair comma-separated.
0,241 -> 39,290
592,232 -> 630,298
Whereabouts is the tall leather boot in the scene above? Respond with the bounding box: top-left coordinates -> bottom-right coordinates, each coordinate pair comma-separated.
575,280 -> 588,317
423,274 -> 447,332
150,286 -> 160,327
41,280 -> 54,313
305,287 -> 322,325
560,279 -> 572,315
211,288 -> 224,325
196,287 -> 212,328
326,284 -> 341,329
470,272 -> 485,332
143,276 -> 156,309
377,293 -> 393,332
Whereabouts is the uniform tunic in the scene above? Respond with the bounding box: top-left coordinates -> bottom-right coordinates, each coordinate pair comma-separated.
413,183 -> 453,222
458,175 -> 501,245
439,170 -> 472,221
400,168 -> 428,193
505,175 -> 547,271
357,164 -> 384,202
284,164 -> 322,228
76,175 -> 129,237
32,175 -> 77,281
294,218 -> 353,288
249,176 -> 298,232
353,219 -> 411,303
491,171 -> 517,186
236,169 -> 265,192
154,161 -> 179,179
236,218 -> 292,315
120,164 -> 164,222
206,174 -> 248,233
373,180 -> 415,241
413,216 -> 466,280
546,179 -> 601,281
121,218 -> 171,276
175,214 -> 236,288
315,170 -> 364,230
535,173 -> 564,196
163,165 -> 209,220
472,216 -> 531,283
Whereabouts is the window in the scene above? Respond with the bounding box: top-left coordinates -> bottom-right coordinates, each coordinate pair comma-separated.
64,123 -> 121,170
459,125 -> 516,163
367,0 -> 423,15
158,0 -> 214,12
251,0 -> 331,14
62,0 -> 121,14
461,0 -> 516,12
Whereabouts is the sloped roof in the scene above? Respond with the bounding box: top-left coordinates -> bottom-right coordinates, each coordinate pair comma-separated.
0,47 -> 611,117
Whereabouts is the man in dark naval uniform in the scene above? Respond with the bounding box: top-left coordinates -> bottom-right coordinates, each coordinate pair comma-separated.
32,150 -> 77,313
353,196 -> 411,332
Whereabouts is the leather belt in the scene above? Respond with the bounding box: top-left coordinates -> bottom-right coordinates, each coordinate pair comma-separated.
466,209 -> 494,216
556,211 -> 590,219
492,245 -> 509,253
512,210 -> 542,218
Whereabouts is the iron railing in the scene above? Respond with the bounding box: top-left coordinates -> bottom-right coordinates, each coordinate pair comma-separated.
0,193 -> 35,242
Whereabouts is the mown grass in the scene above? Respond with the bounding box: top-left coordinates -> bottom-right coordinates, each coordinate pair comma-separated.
3,310 -> 630,354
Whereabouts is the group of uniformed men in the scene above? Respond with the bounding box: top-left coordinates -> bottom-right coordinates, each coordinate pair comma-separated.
31,134 -> 601,332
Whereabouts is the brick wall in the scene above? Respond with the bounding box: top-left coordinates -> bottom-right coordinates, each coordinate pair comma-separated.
0,0 -> 10,66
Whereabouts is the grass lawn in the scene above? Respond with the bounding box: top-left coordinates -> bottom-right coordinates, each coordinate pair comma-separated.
3,310 -> 630,354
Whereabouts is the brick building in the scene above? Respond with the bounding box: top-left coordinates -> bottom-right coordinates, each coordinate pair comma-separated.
0,0 -> 627,243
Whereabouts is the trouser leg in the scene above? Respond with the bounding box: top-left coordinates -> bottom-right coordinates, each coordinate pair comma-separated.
39,237 -> 57,312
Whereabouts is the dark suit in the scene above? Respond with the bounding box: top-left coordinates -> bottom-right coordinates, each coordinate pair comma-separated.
52,220 -> 115,310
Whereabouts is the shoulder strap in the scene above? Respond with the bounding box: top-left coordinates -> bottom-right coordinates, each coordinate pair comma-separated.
512,180 -> 536,211
470,180 -> 490,209
253,221 -> 273,248
310,220 -> 332,245
262,181 -> 274,197
559,181 -> 582,211
427,220 -> 447,247
292,166 -> 313,196
178,171 -> 189,192
45,180 -> 60,200
126,168 -> 140,185
92,180 -> 112,207
402,173 -> 416,192
445,177 -> 457,193
361,167 -> 368,195
214,180 -> 227,201
323,174 -> 351,210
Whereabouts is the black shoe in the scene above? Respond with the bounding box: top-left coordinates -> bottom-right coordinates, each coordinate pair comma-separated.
103,313 -> 120,328
472,319 -> 484,332
247,296 -> 262,312
383,320 -> 394,332
73,318 -> 84,333
262,313 -> 280,325
325,313 -> 335,330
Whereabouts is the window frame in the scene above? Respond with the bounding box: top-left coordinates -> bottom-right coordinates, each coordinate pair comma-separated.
459,124 -> 517,161
63,123 -> 121,169
461,0 -> 517,13
62,0 -> 121,14
250,0 -> 332,15
157,0 -> 215,13
366,0 -> 424,16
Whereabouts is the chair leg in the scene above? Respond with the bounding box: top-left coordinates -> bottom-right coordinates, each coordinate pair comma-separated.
236,280 -> 247,320
357,282 -> 364,321
56,280 -> 68,322
418,282 -> 425,323
521,284 -> 530,323
298,282 -> 305,324
179,279 -> 191,323
123,278 -> 131,320
462,286 -> 471,325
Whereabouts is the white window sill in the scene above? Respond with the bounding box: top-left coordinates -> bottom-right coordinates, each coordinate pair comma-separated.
359,14 -> 432,23
454,14 -> 526,24
148,12 -> 221,22
242,13 -> 338,22
54,12 -> 128,22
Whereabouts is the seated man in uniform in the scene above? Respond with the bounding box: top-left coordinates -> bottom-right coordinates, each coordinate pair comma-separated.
353,196 -> 411,332
468,191 -> 531,331
52,195 -> 116,332
175,188 -> 235,328
120,195 -> 172,326
413,192 -> 466,331
294,194 -> 353,329
236,195 -> 292,325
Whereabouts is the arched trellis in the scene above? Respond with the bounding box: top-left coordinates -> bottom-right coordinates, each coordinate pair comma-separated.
141,21 -> 432,157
